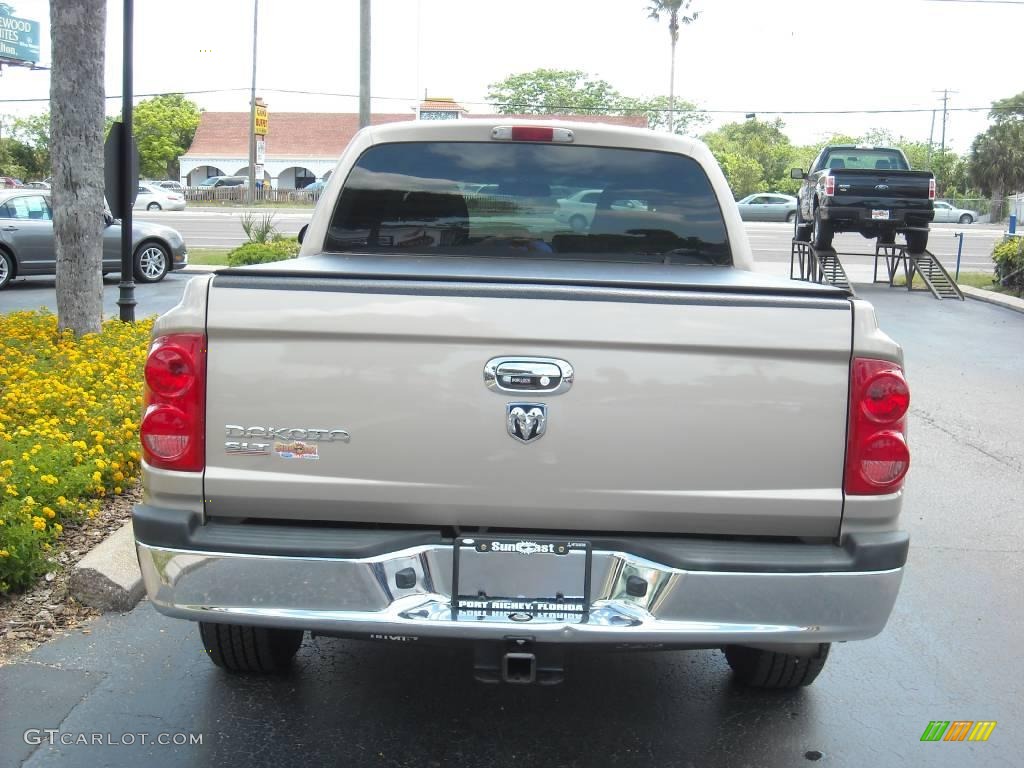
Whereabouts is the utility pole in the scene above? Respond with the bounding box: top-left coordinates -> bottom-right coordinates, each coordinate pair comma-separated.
359,0 -> 370,129
933,88 -> 958,156
118,0 -> 136,322
927,109 -> 936,165
247,0 -> 259,203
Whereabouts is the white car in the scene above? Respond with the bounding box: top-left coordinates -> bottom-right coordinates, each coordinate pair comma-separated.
136,182 -> 186,212
554,189 -> 648,232
932,200 -> 978,224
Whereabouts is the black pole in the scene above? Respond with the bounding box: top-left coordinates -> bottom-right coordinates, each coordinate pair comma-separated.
117,0 -> 136,322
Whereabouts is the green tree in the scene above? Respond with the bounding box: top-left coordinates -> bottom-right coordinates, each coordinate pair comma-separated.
702,118 -> 794,197
132,94 -> 201,179
968,92 -> 1024,221
646,1 -> 700,133
487,69 -> 621,115
617,94 -> 708,135
486,69 -> 707,134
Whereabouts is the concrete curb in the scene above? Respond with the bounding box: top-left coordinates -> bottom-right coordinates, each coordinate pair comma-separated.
959,285 -> 1024,314
69,521 -> 144,613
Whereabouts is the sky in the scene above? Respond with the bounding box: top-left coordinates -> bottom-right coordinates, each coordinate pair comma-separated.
2,0 -> 1022,154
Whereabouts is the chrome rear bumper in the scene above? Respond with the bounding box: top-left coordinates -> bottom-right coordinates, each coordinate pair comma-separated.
136,540 -> 903,646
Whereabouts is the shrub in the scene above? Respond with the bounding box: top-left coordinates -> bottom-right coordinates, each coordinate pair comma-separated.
240,211 -> 278,243
226,237 -> 300,266
992,236 -> 1024,293
0,311 -> 154,592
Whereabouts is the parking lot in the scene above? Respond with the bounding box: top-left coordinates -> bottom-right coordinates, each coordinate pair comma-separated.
0,281 -> 1020,768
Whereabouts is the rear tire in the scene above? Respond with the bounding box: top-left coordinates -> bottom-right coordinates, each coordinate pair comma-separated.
199,622 -> 304,673
724,643 -> 831,689
793,206 -> 811,242
811,206 -> 834,250
147,202 -> 162,211
786,211 -> 797,223
905,229 -> 929,253
958,214 -> 973,225
0,249 -> 13,290
569,214 -> 587,233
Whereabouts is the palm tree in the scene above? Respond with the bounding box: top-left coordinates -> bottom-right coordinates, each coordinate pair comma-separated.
647,1 -> 700,133
969,122 -> 1024,223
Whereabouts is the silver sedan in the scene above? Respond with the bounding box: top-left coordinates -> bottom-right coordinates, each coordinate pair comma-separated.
736,193 -> 799,222
932,200 -> 979,224
0,190 -> 188,289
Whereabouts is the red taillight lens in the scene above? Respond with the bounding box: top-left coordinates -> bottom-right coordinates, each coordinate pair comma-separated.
928,178 -> 936,200
140,333 -> 206,472
824,175 -> 835,196
511,126 -> 554,142
845,358 -> 911,495
861,371 -> 910,422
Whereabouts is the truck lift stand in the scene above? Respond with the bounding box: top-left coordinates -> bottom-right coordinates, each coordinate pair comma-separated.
790,240 -> 855,296
873,243 -> 964,300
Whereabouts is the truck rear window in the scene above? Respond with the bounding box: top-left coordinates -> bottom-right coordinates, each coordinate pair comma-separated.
820,149 -> 909,171
324,142 -> 731,266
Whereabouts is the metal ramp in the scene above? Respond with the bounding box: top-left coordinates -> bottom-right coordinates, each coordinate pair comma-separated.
790,240 -> 855,295
873,244 -> 964,300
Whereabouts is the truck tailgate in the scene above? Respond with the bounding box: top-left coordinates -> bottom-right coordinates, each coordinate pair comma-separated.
202,272 -> 853,537
831,169 -> 933,199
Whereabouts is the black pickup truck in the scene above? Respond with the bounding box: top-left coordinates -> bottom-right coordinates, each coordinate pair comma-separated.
793,145 -> 935,252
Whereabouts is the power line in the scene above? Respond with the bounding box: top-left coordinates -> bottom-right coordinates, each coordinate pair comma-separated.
923,0 -> 1024,5
0,85 -> 1018,118
0,87 -> 249,104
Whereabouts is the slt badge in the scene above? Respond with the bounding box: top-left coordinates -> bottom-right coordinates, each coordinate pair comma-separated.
507,403 -> 547,443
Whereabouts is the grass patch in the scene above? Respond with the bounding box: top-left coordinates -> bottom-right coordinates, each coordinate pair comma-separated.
186,248 -> 231,266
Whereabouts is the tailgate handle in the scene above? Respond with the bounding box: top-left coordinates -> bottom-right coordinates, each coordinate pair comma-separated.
484,357 -> 574,395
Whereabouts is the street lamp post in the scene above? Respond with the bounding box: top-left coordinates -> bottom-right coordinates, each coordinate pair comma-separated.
117,0 -> 136,322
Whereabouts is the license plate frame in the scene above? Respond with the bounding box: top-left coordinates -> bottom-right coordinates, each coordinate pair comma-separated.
452,537 -> 592,623
871,209 -> 891,220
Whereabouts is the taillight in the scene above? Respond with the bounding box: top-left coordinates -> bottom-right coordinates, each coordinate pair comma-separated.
928,178 -> 936,200
824,175 -> 836,197
141,333 -> 206,472
491,125 -> 574,143
845,358 -> 910,495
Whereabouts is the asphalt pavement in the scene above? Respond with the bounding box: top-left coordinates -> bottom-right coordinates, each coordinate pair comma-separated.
1,282 -> 1021,768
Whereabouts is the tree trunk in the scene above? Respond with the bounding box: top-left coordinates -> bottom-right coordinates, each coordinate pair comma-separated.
50,0 -> 106,336
991,184 -> 1004,224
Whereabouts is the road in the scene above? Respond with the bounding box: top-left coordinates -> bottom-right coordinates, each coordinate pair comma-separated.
136,208 -> 310,248
1,283 -> 1021,768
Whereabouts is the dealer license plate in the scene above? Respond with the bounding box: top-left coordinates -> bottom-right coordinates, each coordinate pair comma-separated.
453,537 -> 591,623
872,209 -> 890,220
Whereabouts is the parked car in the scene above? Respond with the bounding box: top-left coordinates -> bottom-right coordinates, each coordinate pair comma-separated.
154,180 -> 185,194
134,120 -> 910,689
198,175 -> 248,189
24,181 -> 50,190
735,193 -> 798,222
1,177 -> 23,189
793,145 -> 935,252
554,188 -> 649,232
932,200 -> 978,224
0,190 -> 188,289
136,182 -> 186,212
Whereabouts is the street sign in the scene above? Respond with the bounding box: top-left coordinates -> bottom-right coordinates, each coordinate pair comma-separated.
103,122 -> 139,219
255,138 -> 265,165
0,6 -> 40,64
254,104 -> 268,136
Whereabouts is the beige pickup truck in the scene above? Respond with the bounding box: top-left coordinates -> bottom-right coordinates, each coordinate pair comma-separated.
133,120 -> 910,687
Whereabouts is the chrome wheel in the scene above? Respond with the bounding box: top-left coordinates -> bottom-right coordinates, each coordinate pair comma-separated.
0,251 -> 11,288
135,244 -> 169,282
147,202 -> 162,211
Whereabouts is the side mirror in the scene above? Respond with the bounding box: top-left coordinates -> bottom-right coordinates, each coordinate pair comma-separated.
790,168 -> 806,180
297,224 -> 308,244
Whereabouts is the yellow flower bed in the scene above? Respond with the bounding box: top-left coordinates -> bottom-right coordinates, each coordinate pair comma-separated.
0,310 -> 153,592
